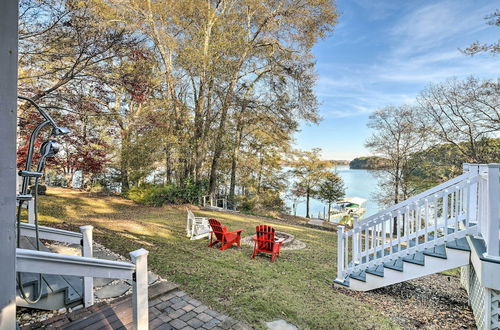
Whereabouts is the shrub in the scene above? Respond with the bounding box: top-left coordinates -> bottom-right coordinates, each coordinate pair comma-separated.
126,179 -> 207,206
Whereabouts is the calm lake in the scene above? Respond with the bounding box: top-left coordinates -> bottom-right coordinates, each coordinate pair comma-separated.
285,165 -> 381,221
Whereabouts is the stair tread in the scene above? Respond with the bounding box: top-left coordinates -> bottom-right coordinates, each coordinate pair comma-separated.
423,244 -> 447,259
402,251 -> 425,265
349,271 -> 366,282
446,237 -> 470,251
366,264 -> 384,277
384,258 -> 404,271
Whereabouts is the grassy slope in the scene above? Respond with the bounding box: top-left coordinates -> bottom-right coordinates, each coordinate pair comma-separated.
36,188 -> 396,329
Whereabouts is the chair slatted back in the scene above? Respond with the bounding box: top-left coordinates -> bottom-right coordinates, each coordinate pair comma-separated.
209,218 -> 225,241
256,225 -> 275,252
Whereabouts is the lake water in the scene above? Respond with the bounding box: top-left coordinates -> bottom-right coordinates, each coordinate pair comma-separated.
285,165 -> 381,221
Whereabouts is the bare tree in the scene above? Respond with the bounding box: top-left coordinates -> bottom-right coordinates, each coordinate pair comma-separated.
462,10 -> 499,56
417,77 -> 500,163
366,105 -> 429,206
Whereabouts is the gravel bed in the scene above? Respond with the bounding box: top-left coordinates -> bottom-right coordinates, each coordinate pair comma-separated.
336,272 -> 476,329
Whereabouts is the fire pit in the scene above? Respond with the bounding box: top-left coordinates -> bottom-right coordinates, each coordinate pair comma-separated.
274,231 -> 295,247
241,231 -> 305,250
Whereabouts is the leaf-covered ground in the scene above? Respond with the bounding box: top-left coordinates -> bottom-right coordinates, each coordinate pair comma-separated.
34,188 -> 474,329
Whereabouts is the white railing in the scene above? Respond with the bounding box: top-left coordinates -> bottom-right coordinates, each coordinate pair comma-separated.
202,195 -> 229,210
335,163 -> 500,283
17,221 -> 150,329
16,248 -> 149,329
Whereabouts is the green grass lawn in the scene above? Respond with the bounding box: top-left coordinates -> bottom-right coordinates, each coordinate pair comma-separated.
35,188 -> 397,329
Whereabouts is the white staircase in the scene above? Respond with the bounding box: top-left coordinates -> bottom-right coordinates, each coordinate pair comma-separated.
335,164 -> 500,292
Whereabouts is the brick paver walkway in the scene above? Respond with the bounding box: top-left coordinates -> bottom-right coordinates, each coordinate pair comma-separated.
22,281 -> 252,330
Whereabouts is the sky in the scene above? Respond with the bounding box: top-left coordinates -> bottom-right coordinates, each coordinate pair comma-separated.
295,0 -> 500,161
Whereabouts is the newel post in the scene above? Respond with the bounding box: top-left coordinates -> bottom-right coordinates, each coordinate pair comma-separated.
130,248 -> 149,330
485,164 -> 500,259
465,164 -> 479,227
80,225 -> 94,307
336,226 -> 345,282
352,217 -> 360,264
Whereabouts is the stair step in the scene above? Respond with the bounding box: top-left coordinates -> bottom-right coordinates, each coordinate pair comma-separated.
333,278 -> 350,287
446,237 -> 470,251
423,244 -> 447,259
366,264 -> 384,277
402,251 -> 425,266
383,258 -> 404,272
349,271 -> 366,282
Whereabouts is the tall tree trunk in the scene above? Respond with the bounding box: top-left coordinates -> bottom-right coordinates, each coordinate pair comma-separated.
328,201 -> 331,221
165,148 -> 172,184
306,188 -> 310,218
120,132 -> 130,194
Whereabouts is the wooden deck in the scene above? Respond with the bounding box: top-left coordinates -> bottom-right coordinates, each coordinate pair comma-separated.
22,281 -> 252,330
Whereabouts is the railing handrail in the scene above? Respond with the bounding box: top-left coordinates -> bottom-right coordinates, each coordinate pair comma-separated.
356,172 -> 473,227
16,248 -> 135,276
19,222 -> 82,244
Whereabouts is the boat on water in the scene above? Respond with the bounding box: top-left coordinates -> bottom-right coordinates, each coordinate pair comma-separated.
330,197 -> 367,222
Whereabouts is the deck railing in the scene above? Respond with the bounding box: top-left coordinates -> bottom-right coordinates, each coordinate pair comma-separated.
336,163 -> 500,283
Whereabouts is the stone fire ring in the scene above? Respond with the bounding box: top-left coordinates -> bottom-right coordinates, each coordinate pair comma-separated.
241,231 -> 306,251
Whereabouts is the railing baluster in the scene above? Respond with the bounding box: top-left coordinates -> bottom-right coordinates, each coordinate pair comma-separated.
434,195 -> 439,244
365,224 -> 369,263
371,222 -> 376,260
352,225 -> 359,264
443,190 -> 449,240
397,211 -> 401,252
455,187 -> 460,233
404,207 -> 409,254
382,217 -> 387,256
424,199 -> 429,243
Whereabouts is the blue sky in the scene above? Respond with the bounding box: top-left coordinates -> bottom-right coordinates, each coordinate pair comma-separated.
295,0 -> 500,160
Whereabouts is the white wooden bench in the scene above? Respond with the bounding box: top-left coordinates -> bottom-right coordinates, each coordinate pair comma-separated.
186,209 -> 210,240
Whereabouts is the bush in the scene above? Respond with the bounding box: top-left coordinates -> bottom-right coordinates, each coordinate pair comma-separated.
126,179 -> 207,206
235,191 -> 285,214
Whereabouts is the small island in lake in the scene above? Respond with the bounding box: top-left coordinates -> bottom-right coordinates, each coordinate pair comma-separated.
349,156 -> 390,170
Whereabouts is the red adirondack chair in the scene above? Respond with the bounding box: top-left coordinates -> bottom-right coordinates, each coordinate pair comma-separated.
251,225 -> 284,262
208,218 -> 243,251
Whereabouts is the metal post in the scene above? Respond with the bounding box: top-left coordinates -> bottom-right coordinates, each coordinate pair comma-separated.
80,225 -> 94,307
336,226 -> 345,282
0,1 -> 19,328
130,248 -> 149,330
485,164 -> 500,259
